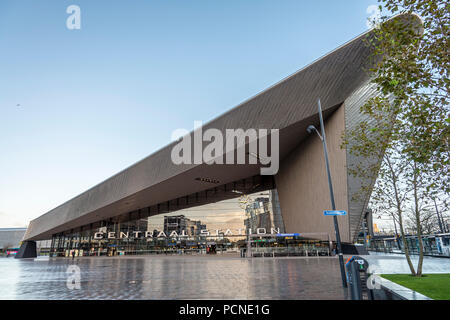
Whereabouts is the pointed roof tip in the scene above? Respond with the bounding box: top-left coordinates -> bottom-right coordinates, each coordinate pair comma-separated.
385,12 -> 424,30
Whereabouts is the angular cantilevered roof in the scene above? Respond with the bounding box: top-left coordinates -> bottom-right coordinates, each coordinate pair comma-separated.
24,15 -> 420,241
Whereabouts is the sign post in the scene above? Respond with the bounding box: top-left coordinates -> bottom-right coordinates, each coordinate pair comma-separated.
316,99 -> 347,288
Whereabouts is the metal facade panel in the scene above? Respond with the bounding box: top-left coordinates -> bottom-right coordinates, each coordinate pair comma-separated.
343,81 -> 385,241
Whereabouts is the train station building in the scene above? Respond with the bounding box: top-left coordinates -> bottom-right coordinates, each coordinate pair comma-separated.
16,21 -> 393,259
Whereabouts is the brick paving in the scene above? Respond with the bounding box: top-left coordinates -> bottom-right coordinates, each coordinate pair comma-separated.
0,255 -> 350,300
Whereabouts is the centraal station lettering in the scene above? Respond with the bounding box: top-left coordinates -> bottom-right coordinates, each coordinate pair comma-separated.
93,228 -> 282,240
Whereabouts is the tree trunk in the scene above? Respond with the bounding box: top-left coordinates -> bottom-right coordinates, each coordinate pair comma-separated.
387,156 -> 416,276
434,199 -> 444,234
413,165 -> 424,277
391,213 -> 401,249
398,209 -> 416,275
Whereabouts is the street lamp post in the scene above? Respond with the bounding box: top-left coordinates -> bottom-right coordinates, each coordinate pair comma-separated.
307,99 -> 348,288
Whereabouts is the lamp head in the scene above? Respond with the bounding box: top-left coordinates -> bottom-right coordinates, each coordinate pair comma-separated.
307,125 -> 316,134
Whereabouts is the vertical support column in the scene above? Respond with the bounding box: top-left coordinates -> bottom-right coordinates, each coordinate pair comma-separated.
15,241 -> 37,259
247,234 -> 252,258
88,225 -> 92,256
68,232 -> 73,257
49,235 -> 55,258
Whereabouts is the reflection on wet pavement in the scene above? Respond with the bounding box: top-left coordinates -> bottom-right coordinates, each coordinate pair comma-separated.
0,256 -> 350,300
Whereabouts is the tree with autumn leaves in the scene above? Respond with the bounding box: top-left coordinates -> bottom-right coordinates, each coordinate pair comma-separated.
344,0 -> 449,276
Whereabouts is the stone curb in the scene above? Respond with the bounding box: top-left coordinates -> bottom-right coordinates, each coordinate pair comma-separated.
374,275 -> 433,300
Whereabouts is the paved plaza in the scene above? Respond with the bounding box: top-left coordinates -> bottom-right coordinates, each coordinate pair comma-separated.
363,252 -> 450,274
0,254 -> 448,300
1,255 -> 350,300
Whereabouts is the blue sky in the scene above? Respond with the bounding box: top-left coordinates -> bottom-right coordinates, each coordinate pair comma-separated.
0,0 -> 378,227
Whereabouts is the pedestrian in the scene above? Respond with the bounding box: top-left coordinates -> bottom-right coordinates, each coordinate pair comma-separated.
72,250 -> 75,260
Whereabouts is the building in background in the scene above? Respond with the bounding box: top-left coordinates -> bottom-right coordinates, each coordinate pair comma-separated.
0,228 -> 51,256
269,189 -> 286,234
164,215 -> 206,236
0,228 -> 26,256
244,197 -> 272,234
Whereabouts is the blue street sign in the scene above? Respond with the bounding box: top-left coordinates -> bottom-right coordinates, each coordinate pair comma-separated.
324,210 -> 347,216
276,233 -> 300,237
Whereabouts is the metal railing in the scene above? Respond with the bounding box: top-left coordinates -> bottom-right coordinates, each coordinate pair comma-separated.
250,247 -> 330,257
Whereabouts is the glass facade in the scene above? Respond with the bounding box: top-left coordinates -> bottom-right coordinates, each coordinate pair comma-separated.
48,189 -> 332,258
